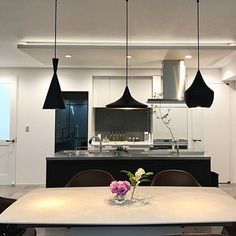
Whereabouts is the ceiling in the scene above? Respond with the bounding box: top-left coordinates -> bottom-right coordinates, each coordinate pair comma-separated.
1,0 -> 236,69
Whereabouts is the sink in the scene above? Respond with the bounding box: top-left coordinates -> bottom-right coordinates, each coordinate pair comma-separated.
62,150 -> 113,157
62,150 -> 78,155
62,149 -> 110,154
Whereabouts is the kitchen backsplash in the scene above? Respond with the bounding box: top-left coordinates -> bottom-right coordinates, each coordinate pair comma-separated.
94,108 -> 152,134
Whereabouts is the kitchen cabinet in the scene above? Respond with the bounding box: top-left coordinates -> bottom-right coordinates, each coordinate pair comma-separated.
109,76 -> 126,103
128,76 -> 152,104
93,76 -> 110,107
93,76 -> 152,107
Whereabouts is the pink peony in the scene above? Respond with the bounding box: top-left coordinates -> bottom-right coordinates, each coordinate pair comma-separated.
110,180 -> 131,196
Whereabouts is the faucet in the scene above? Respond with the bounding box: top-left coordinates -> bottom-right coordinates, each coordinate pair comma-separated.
89,136 -> 102,153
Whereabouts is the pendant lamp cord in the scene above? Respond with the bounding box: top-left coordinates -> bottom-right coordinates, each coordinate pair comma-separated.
197,0 -> 200,70
54,0 -> 57,58
125,0 -> 128,87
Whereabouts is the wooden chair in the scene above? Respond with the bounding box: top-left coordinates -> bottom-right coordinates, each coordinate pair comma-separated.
152,172 -> 221,236
0,196 -> 37,236
222,225 -> 236,236
151,169 -> 201,186
65,169 -> 115,187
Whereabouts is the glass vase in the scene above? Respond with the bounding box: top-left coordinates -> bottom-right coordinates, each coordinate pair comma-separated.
130,184 -> 138,201
114,194 -> 126,204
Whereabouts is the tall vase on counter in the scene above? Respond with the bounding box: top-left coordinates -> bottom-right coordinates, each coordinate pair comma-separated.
151,94 -> 179,156
172,139 -> 179,156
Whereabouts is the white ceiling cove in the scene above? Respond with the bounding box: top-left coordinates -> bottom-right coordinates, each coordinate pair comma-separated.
1,0 -> 236,68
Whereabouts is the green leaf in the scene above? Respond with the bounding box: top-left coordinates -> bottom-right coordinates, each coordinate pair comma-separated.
121,170 -> 136,185
141,177 -> 150,180
129,177 -> 136,186
120,170 -> 129,174
144,172 -> 154,176
140,179 -> 151,183
121,170 -> 134,178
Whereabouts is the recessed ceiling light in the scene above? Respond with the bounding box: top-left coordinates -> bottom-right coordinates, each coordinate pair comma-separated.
185,55 -> 192,59
65,55 -> 72,58
126,55 -> 132,59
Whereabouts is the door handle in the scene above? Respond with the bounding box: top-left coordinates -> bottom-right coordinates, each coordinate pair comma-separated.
192,139 -> 202,142
6,139 -> 16,143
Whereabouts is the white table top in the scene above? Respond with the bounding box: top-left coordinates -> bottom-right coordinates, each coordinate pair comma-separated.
0,187 -> 236,226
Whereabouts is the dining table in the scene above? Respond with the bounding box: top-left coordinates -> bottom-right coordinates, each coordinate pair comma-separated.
0,186 -> 236,236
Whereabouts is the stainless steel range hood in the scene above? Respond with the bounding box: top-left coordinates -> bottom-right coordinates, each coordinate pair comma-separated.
147,60 -> 186,104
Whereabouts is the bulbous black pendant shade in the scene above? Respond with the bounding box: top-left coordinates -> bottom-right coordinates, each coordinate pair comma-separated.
106,86 -> 147,109
184,0 -> 214,108
184,70 -> 214,108
43,58 -> 65,109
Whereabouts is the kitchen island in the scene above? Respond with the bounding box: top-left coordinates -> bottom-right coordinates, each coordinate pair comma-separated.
46,151 -> 218,187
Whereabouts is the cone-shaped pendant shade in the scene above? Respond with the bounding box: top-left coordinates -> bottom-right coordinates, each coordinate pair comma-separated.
106,0 -> 147,109
106,86 -> 147,109
43,58 -> 65,109
184,70 -> 214,108
43,0 -> 65,110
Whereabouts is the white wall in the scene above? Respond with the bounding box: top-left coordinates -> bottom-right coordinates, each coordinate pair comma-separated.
229,81 -> 236,183
222,58 -> 236,82
0,68 -> 160,184
0,67 -> 234,184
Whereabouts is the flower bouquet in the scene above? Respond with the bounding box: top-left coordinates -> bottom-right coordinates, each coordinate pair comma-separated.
109,180 -> 131,204
121,168 -> 153,200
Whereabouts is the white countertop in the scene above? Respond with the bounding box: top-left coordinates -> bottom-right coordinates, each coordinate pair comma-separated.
0,187 -> 236,226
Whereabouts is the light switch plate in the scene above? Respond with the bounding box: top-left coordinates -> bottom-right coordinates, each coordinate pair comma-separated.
25,125 -> 30,132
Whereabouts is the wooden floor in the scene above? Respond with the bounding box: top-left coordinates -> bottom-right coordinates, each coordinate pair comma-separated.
0,184 -> 234,235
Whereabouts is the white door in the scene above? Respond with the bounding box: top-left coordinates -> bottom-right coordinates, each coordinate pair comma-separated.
190,109 -> 204,151
0,76 -> 17,185
204,83 -> 230,183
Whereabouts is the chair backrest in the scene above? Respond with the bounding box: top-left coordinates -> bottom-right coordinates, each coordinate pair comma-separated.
65,169 -> 115,187
222,225 -> 236,236
151,169 -> 201,187
0,197 -> 36,236
23,228 -> 37,236
0,196 -> 16,214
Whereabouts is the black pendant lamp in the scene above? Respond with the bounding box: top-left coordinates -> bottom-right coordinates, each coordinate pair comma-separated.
184,0 -> 214,108
43,0 -> 65,109
106,0 -> 147,109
